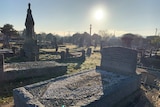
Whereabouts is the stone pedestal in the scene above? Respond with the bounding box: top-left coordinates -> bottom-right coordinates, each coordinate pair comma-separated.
81,50 -> 85,60
23,39 -> 39,61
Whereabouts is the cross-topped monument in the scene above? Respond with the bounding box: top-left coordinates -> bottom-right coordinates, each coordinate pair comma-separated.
22,3 -> 39,61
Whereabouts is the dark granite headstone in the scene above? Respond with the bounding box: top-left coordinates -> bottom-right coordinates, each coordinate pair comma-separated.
100,47 -> 137,74
66,48 -> 69,58
81,50 -> 85,60
86,48 -> 92,56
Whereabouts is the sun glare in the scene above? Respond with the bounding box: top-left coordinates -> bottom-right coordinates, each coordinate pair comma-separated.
94,9 -> 104,20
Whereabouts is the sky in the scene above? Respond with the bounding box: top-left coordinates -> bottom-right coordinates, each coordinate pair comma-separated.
0,0 -> 160,37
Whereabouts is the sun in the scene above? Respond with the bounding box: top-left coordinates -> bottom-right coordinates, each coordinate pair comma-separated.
94,9 -> 104,20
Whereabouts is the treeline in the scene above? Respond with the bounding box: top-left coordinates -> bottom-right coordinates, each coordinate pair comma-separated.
1,24 -> 160,49
35,32 -> 160,50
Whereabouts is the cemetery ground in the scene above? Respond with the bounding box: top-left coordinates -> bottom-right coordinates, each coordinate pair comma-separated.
0,45 -> 160,107
0,45 -> 101,107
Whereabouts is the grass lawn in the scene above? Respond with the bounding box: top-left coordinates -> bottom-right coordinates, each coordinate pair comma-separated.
0,45 -> 101,105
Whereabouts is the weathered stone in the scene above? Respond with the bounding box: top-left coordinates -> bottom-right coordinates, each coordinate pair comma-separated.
23,3 -> 39,61
13,70 -> 141,107
100,47 -> 137,74
66,48 -> 69,58
1,61 -> 67,82
86,48 -> 92,56
141,72 -> 157,86
0,49 -> 14,58
13,87 -> 44,107
60,51 -> 65,60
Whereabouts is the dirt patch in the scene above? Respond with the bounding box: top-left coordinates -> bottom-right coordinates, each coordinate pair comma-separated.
0,101 -> 14,107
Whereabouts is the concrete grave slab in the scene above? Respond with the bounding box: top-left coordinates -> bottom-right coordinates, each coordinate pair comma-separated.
13,47 -> 141,107
13,69 -> 141,107
0,61 -> 67,82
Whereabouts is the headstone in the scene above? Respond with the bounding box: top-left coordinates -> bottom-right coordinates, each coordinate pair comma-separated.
141,72 -> 157,86
60,51 -> 65,60
81,50 -> 85,60
13,69 -> 141,107
66,48 -> 69,58
86,48 -> 92,56
2,34 -> 10,48
23,3 -> 39,61
100,47 -> 137,74
25,3 -> 35,39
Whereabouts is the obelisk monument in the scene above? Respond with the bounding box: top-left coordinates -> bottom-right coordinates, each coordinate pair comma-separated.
23,3 -> 39,61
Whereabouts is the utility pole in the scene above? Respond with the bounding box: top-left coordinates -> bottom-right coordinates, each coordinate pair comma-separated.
114,30 -> 116,36
90,24 -> 92,36
155,28 -> 157,36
